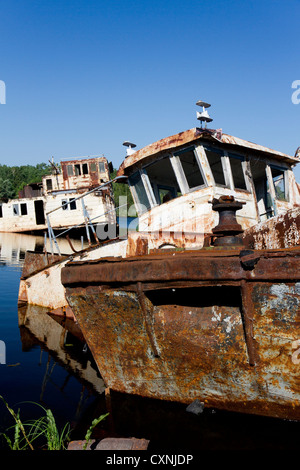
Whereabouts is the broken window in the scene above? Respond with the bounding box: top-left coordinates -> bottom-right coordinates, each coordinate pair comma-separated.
128,171 -> 151,214
250,159 -> 274,219
174,147 -> 205,190
99,162 -> 106,173
61,198 -> 77,210
20,203 -> 27,215
46,178 -> 53,191
0,205 -> 2,218
62,199 -> 68,210
75,164 -> 81,176
67,165 -> 74,176
69,198 -> 77,210
13,204 -> 19,216
82,163 -> 89,175
271,166 -> 286,201
228,154 -> 247,190
145,156 -> 181,204
204,147 -> 226,186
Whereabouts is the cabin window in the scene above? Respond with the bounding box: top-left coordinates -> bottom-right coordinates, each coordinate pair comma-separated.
69,198 -> 77,210
75,164 -> 81,176
13,204 -> 19,216
99,162 -> 106,173
82,163 -> 89,175
228,154 -> 247,190
61,198 -> 77,211
67,165 -> 74,176
271,166 -> 287,201
174,147 -> 205,190
128,171 -> 151,214
204,147 -> 226,186
62,199 -> 68,210
20,203 -> 27,216
46,178 -> 53,191
90,162 -> 97,172
0,205 -> 2,218
145,156 -> 181,204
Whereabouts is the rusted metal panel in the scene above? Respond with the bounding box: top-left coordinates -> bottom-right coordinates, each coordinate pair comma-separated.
242,206 -> 300,249
61,248 -> 300,286
64,276 -> 300,420
21,250 -> 66,279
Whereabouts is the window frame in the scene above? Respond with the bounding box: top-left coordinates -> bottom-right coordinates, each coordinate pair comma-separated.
128,170 -> 153,216
226,152 -> 251,192
269,164 -> 289,202
143,154 -> 183,205
82,163 -> 89,175
46,178 -> 53,191
99,162 -> 106,173
20,203 -> 28,216
13,204 -> 19,216
172,145 -> 207,193
202,145 -> 228,188
67,165 -> 74,176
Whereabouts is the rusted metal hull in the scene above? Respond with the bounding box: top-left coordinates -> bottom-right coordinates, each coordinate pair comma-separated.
62,246 -> 300,420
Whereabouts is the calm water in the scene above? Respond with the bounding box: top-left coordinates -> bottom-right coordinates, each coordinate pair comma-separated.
0,232 -> 299,452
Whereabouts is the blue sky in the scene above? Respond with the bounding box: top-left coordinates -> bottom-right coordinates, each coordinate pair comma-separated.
1,0 -> 300,181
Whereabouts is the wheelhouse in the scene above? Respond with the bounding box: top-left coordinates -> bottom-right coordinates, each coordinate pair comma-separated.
117,128 -> 300,234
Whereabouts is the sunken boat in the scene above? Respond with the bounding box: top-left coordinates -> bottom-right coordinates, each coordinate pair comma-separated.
60,104 -> 300,420
0,155 -> 115,236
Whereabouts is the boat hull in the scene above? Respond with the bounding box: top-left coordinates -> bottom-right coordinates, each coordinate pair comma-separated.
62,247 -> 300,420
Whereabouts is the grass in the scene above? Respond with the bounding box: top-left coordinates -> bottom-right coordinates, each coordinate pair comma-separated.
0,395 -> 108,450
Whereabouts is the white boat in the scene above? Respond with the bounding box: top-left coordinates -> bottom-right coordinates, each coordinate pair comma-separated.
0,156 -> 116,238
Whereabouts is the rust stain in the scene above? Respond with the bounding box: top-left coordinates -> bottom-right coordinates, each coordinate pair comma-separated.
242,206 -> 300,249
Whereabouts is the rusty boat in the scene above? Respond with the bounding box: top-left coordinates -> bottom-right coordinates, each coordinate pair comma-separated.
59,110 -> 300,420
0,155 -> 115,236
18,110 -> 300,314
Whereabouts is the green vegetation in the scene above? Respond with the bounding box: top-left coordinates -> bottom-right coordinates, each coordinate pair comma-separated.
111,168 -> 137,216
0,395 -> 108,451
0,163 -> 52,199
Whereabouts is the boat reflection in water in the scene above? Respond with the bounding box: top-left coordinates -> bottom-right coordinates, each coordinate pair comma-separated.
17,303 -> 105,397
0,231 -> 87,268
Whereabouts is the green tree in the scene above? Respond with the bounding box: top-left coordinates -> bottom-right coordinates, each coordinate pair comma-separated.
0,178 -> 15,199
0,163 -> 52,199
111,168 -> 137,216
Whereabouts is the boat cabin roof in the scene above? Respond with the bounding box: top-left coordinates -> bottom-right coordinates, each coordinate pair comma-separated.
117,128 -> 299,177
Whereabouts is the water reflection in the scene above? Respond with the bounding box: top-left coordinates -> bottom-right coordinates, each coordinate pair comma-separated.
18,303 -> 105,397
0,232 -> 86,267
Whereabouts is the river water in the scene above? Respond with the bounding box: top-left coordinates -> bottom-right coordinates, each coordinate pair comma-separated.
0,232 -> 299,452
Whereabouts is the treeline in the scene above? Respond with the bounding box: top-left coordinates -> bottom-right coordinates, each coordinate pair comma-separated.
0,163 -> 52,199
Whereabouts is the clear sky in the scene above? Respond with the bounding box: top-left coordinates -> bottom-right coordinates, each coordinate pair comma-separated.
1,0 -> 300,182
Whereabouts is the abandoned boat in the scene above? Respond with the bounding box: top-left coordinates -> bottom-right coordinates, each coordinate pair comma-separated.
61,197 -> 300,420
58,107 -> 300,420
0,155 -> 115,236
